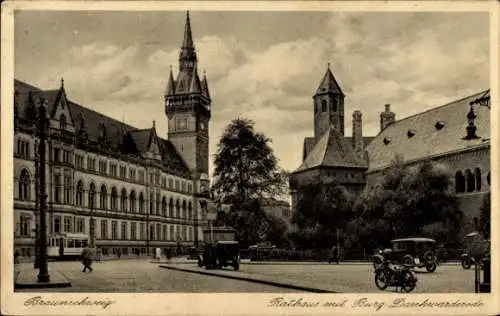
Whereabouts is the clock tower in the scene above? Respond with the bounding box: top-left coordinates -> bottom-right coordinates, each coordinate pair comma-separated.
165,11 -> 211,177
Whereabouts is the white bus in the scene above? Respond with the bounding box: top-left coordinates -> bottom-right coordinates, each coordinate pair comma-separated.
47,233 -> 89,259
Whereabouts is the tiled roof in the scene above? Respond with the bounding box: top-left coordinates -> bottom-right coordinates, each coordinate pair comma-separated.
14,79 -> 191,176
294,125 -> 368,173
303,136 -> 374,162
344,136 -> 375,149
365,90 -> 490,172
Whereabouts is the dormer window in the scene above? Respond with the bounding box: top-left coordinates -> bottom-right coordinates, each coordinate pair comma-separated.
407,129 -> 416,138
435,121 -> 445,130
383,137 -> 391,145
59,114 -> 67,130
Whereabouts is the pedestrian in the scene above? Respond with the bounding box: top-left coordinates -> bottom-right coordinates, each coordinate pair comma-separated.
117,248 -> 121,259
328,246 -> 337,264
96,247 -> 102,263
14,250 -> 20,264
81,246 -> 94,273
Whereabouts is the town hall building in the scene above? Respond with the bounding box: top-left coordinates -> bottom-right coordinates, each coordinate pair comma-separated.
13,12 -> 212,258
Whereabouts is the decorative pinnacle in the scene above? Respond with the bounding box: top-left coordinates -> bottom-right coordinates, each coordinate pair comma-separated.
61,77 -> 64,88
327,62 -> 331,69
152,120 -> 156,128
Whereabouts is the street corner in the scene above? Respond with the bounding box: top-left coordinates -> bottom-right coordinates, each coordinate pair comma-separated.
15,266 -> 71,290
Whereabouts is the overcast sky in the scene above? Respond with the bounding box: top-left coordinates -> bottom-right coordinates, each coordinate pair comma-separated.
14,10 -> 490,175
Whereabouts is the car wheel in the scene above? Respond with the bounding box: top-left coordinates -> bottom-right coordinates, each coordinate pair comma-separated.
426,261 -> 437,273
461,258 -> 472,270
374,270 -> 389,290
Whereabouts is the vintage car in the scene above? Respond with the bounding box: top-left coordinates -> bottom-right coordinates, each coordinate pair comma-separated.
197,241 -> 240,271
373,237 -> 438,273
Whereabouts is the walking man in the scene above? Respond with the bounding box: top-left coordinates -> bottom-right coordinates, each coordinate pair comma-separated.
81,245 -> 94,273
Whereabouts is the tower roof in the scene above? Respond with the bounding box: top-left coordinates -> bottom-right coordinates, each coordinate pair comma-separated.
201,70 -> 211,100
182,11 -> 194,49
316,64 -> 344,96
165,66 -> 176,95
189,66 -> 202,93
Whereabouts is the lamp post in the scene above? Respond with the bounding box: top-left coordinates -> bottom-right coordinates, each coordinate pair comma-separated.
34,148 -> 40,269
37,98 -> 50,283
89,191 -> 95,248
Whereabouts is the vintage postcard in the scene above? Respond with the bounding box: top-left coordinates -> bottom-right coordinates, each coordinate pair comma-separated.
1,1 -> 499,315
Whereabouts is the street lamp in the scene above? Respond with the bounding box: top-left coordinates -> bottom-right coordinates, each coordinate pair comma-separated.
36,97 -> 50,283
89,191 -> 95,248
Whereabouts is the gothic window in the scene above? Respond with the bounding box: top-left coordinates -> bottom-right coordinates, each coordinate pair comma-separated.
169,198 -> 174,217
19,169 -> 30,201
321,100 -> 327,112
465,169 -> 475,192
121,188 -> 127,212
111,187 -> 118,210
181,200 -> 187,218
314,102 -> 318,113
59,114 -> 67,130
139,193 -> 145,214
162,197 -> 167,217
156,193 -> 161,215
176,199 -> 180,218
455,171 -> 465,193
99,185 -> 107,209
487,172 -> 491,186
188,202 -> 192,219
332,99 -> 337,112
149,193 -> 154,215
129,191 -> 136,213
475,168 -> 482,191
75,180 -> 84,206
63,173 -> 72,204
88,183 -> 96,208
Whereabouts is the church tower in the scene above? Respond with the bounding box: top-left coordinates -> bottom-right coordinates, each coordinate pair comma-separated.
165,11 -> 211,176
313,64 -> 345,142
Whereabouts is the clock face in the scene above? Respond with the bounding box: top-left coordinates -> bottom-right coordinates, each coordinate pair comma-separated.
176,119 -> 187,130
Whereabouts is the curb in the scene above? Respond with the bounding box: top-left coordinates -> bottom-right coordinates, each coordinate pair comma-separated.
159,265 -> 335,293
15,280 -> 72,289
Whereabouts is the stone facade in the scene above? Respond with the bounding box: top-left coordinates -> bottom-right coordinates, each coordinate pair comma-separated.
13,12 -> 212,258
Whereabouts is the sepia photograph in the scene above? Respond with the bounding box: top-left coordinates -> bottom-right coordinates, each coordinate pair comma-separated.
1,1 -> 499,315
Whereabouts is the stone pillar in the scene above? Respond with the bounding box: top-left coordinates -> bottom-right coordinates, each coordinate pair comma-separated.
352,110 -> 364,157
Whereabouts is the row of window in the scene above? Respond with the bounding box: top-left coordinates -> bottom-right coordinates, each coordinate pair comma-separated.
52,216 -> 194,241
16,139 -> 32,158
455,168 -> 490,193
315,99 -> 339,113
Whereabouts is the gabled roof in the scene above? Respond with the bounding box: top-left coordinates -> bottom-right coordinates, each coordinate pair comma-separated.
14,79 -> 192,177
294,125 -> 367,173
315,66 -> 344,96
365,90 -> 490,172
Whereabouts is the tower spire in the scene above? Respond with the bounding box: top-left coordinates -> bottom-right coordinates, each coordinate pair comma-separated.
166,65 -> 176,95
183,11 -> 194,49
179,11 -> 197,72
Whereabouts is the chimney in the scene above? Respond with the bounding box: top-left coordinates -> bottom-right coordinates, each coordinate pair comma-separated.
380,104 -> 396,131
352,110 -> 364,156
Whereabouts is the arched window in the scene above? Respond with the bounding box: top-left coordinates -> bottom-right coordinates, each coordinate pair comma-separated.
162,197 -> 167,217
149,193 -> 154,215
465,169 -> 475,192
176,199 -> 180,218
332,99 -> 337,112
487,172 -> 491,186
54,217 -> 60,233
475,168 -> 482,191
88,183 -> 96,208
129,191 -> 136,213
59,114 -> 67,130
139,193 -> 145,213
188,202 -> 192,219
75,180 -> 84,206
169,198 -> 174,217
182,200 -> 187,218
321,100 -> 327,112
121,188 -> 127,212
100,185 -> 107,209
19,169 -> 30,200
455,171 -> 465,193
111,187 -> 118,210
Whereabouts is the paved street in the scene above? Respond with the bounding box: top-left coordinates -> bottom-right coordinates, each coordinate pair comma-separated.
235,262 -> 475,293
15,259 -> 475,293
15,259 -> 301,293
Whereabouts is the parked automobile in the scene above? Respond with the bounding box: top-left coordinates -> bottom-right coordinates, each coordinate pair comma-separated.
373,237 -> 438,273
197,241 -> 240,271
